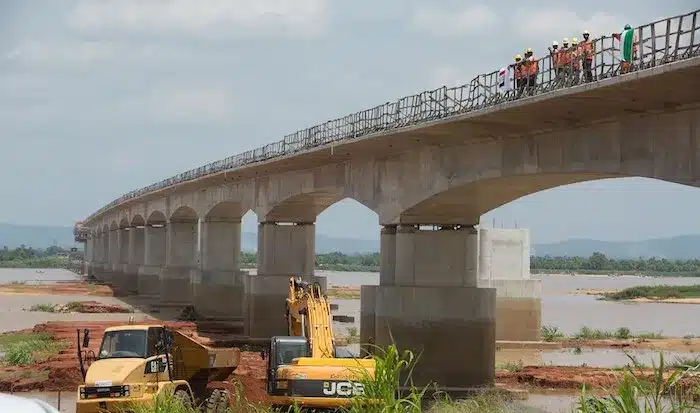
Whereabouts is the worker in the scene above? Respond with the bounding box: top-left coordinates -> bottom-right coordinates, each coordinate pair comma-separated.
524,48 -> 538,90
580,30 -> 595,82
513,54 -> 525,94
613,24 -> 637,74
548,41 -> 561,78
558,38 -> 571,80
571,38 -> 581,83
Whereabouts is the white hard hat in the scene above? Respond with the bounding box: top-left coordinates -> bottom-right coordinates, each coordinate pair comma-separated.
552,40 -> 559,46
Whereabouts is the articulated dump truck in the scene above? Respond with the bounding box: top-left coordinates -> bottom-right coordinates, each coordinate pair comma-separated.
75,324 -> 239,413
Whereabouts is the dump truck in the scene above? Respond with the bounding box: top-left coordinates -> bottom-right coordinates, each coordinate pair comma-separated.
75,323 -> 239,413
263,277 -> 376,409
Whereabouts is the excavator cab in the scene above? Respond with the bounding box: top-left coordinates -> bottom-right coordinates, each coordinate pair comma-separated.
266,336 -> 310,395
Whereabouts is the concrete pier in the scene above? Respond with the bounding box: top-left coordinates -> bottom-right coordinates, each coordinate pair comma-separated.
247,222 -> 326,338
363,224 -> 496,390
195,217 -> 246,320
478,229 -> 542,341
161,220 -> 198,307
139,225 -> 165,297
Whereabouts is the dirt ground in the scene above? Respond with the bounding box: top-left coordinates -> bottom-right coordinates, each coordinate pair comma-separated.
0,282 -> 113,297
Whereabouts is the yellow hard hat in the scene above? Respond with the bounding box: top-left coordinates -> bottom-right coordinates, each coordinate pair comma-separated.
525,47 -> 533,53
515,54 -> 522,60
563,37 -> 569,43
572,37 -> 578,44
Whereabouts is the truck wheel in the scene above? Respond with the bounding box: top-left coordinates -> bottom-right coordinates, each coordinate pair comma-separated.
204,389 -> 230,413
216,390 -> 230,413
174,389 -> 193,408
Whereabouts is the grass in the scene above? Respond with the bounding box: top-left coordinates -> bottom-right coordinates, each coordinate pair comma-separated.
0,369 -> 49,382
28,303 -> 57,312
540,325 -> 665,341
541,325 -> 565,341
346,327 -> 360,344
603,285 -> 700,301
577,352 -> 700,412
0,332 -> 67,365
495,360 -> 524,372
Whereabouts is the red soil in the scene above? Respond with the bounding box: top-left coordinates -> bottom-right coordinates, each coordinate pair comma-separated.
0,321 -> 269,403
0,282 -> 114,297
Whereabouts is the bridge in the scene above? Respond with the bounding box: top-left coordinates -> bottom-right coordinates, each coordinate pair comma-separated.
75,9 -> 700,391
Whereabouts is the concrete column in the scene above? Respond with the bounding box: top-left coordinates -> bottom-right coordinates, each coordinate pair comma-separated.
366,224 -> 496,392
394,225 -> 479,287
379,225 -> 396,285
161,220 -> 198,307
246,222 -> 326,338
95,232 -> 108,281
106,229 -> 119,284
194,217 -> 246,320
108,229 -> 128,293
138,225 -> 165,297
478,228 -> 542,341
114,227 -> 140,295
85,236 -> 94,278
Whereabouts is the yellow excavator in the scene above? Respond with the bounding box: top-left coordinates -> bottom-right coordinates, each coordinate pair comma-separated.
263,277 -> 376,409
74,323 -> 239,413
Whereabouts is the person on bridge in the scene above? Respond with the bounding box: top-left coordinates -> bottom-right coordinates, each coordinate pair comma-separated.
548,41 -> 562,79
580,30 -> 595,82
613,24 -> 637,74
513,54 -> 526,94
560,38 -> 572,79
571,38 -> 581,83
524,48 -> 539,90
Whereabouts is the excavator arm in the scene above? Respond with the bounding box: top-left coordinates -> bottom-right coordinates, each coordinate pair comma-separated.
285,277 -> 336,359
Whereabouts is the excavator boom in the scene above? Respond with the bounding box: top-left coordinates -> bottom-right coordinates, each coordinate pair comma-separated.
286,277 -> 336,358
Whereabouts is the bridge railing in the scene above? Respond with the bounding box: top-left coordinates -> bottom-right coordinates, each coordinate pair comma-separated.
86,8 -> 700,224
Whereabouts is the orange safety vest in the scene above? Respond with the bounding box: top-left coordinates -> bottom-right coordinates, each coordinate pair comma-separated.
528,57 -> 539,75
571,47 -> 580,69
514,62 -> 523,79
580,40 -> 594,60
557,48 -> 569,65
551,50 -> 560,68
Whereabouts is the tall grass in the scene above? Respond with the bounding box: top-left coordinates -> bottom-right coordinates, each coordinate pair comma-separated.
576,352 -> 700,412
0,332 -> 66,365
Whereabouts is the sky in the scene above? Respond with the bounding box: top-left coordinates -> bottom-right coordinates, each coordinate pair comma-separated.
1,0 -> 698,245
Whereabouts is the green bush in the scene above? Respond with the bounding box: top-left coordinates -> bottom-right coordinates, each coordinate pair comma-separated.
577,352 -> 700,412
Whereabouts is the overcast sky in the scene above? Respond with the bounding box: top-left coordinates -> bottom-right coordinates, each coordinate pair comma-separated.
1,0 -> 698,244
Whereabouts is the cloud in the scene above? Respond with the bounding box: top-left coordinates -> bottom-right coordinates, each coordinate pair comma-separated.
512,9 -> 622,43
113,86 -> 236,123
409,4 -> 496,36
429,66 -> 466,87
67,0 -> 329,38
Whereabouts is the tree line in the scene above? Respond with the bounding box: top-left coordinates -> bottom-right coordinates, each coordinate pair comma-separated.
0,246 -> 74,268
240,251 -> 700,275
3,247 -> 699,275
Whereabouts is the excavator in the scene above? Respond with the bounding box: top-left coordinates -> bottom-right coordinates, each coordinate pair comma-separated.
74,322 -> 239,413
263,277 -> 376,409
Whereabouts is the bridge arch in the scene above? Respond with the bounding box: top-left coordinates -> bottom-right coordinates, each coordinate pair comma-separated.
263,189 -> 376,223
109,221 -> 118,231
118,217 -> 130,229
386,107 -> 700,224
205,201 -> 245,221
131,214 -> 146,227
170,205 -> 199,223
146,210 -> 167,225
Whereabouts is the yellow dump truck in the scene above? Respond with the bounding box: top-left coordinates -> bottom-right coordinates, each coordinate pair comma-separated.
75,324 -> 239,413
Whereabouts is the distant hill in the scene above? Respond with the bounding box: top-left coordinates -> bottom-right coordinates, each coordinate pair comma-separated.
3,221 -> 700,259
0,222 -> 76,249
532,235 -> 700,260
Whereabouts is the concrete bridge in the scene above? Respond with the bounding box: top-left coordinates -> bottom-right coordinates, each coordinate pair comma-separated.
75,10 -> 700,391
